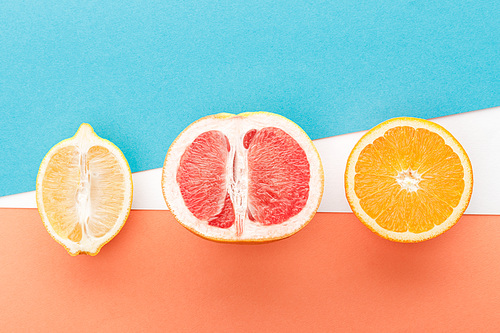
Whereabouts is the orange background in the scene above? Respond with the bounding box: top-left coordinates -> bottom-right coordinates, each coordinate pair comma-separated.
1,209 -> 500,332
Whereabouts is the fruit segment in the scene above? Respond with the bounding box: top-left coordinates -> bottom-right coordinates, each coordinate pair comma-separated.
207,193 -> 235,228
247,127 -> 310,225
176,130 -> 230,222
86,146 -> 127,237
42,146 -> 81,241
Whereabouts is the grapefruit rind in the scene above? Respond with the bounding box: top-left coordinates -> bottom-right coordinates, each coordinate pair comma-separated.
162,112 -> 324,243
36,124 -> 133,256
345,117 -> 473,242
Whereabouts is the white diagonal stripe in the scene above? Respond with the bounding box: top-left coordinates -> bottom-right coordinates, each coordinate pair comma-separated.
1,106 -> 499,214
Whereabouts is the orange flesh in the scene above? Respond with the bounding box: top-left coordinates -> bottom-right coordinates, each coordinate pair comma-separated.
42,145 -> 126,242
354,126 -> 465,233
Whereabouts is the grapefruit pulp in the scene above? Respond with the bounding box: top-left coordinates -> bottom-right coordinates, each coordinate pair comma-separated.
162,112 -> 324,242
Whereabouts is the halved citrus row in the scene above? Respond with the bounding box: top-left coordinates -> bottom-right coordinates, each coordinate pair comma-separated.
345,117 -> 473,242
36,124 -> 133,255
162,112 -> 324,242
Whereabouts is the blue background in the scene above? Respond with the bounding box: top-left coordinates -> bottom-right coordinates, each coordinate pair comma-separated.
1,0 -> 499,196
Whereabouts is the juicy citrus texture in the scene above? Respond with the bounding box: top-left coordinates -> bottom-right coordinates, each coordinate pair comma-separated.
247,127 -> 310,225
345,117 -> 473,242
36,124 -> 133,255
177,130 -> 230,222
162,112 -> 324,242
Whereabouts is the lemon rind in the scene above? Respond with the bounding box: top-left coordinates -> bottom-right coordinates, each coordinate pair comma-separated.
36,124 -> 133,256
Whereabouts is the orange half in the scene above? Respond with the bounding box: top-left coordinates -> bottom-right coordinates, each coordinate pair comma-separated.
345,117 -> 473,242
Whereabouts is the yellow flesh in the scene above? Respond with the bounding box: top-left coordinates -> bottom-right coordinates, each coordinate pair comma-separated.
42,145 -> 126,243
354,126 -> 465,233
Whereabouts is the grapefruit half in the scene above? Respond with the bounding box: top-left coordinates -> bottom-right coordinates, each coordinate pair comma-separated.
162,112 -> 324,242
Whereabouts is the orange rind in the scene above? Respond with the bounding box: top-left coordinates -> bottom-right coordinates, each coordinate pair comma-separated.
345,117 -> 473,242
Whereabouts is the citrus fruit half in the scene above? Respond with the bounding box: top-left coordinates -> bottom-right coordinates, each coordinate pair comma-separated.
36,124 -> 133,255
162,112 -> 324,242
345,117 -> 473,242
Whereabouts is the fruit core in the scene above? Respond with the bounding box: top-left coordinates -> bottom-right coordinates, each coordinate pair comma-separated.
176,127 -> 311,235
395,169 -> 421,192
75,153 -> 92,233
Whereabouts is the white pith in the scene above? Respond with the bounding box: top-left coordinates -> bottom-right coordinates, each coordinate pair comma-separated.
162,112 -> 324,241
345,118 -> 473,242
395,169 -> 421,192
36,124 -> 133,255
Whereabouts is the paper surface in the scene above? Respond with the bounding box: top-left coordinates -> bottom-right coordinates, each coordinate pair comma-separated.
1,1 -> 499,196
1,209 -> 499,331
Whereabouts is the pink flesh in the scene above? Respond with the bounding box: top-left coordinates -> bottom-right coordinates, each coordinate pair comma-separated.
176,130 -> 231,221
243,129 -> 257,149
176,127 -> 310,229
207,192 -> 235,228
247,127 -> 310,225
